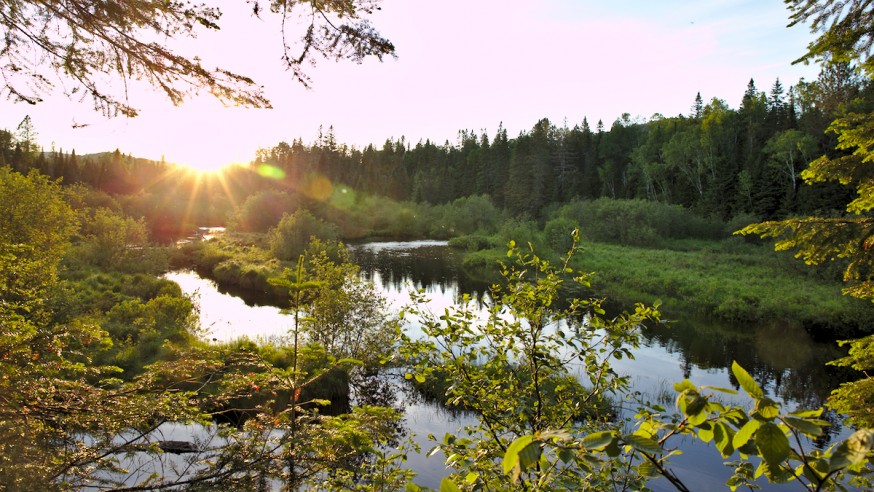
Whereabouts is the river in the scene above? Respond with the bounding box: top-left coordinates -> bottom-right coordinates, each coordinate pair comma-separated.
165,240 -> 853,491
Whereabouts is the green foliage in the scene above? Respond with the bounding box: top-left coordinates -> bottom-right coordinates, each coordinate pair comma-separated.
430,194 -> 506,237
73,207 -> 150,269
557,198 -> 723,247
447,234 -> 500,252
269,209 -> 340,261
0,167 -> 76,311
827,334 -> 874,428
100,294 -> 199,374
401,236 -> 661,490
502,360 -> 873,491
232,190 -> 299,232
575,239 -> 873,332
543,217 -> 578,253
300,239 -> 400,368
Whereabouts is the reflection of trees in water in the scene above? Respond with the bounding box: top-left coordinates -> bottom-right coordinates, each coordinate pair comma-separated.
351,371 -> 408,448
354,243 -> 856,448
640,318 -> 850,410
353,245 -> 491,299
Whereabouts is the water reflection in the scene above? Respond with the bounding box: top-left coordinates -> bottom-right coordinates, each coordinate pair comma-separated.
164,270 -> 291,342
351,241 -> 491,300
169,241 -> 855,490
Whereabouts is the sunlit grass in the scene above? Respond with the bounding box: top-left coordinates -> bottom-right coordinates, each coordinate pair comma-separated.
573,239 -> 873,335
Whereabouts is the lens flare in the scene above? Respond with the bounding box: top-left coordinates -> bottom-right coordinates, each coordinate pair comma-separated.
257,164 -> 286,180
302,174 -> 333,202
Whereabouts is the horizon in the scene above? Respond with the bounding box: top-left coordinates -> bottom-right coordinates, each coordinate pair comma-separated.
0,0 -> 820,171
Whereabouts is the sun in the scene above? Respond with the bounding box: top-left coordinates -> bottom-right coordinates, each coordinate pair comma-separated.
164,145 -> 255,174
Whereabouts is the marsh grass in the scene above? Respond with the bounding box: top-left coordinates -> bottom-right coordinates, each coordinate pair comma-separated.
574,239 -> 874,336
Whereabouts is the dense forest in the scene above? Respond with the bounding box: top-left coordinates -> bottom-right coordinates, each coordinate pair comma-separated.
3,65 -> 868,235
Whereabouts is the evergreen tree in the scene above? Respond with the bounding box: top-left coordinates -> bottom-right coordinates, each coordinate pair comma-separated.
691,91 -> 704,121
768,78 -> 787,131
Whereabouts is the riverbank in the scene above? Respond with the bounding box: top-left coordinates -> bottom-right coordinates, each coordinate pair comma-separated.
170,230 -> 874,339
457,237 -> 874,339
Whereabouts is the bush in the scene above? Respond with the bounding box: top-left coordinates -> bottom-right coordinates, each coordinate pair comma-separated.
232,190 -> 299,232
557,198 -> 722,246
543,217 -> 578,253
268,209 -> 340,261
497,219 -> 545,251
448,234 -> 498,251
437,195 -> 506,236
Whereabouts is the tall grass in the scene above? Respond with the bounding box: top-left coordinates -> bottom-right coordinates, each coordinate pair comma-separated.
574,239 -> 874,337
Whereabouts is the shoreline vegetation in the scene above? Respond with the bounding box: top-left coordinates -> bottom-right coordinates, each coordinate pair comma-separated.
171,213 -> 874,340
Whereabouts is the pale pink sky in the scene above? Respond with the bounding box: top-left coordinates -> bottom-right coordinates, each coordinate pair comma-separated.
1,0 -> 819,170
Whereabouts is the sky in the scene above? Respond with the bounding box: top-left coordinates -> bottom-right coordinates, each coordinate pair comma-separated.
0,0 -> 822,171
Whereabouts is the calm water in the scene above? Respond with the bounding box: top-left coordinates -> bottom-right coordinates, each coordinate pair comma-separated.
167,241 -> 853,491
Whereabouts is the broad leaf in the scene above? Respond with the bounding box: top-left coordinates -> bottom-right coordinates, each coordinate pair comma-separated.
623,434 -> 662,455
440,477 -> 461,492
783,416 -> 823,437
755,423 -> 791,468
733,419 -> 761,449
732,361 -> 764,399
753,397 -> 780,421
830,429 -> 874,470
503,435 -> 533,475
581,431 -> 614,450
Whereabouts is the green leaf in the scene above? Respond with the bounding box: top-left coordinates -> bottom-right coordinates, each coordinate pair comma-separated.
518,439 -> 541,470
405,483 -> 422,492
733,419 -> 761,450
755,423 -> 791,468
684,394 -> 708,418
604,439 -> 621,458
623,434 -> 662,455
753,397 -> 780,421
415,373 -> 426,384
540,429 -> 572,441
783,416 -> 823,437
503,435 -> 533,475
673,379 -> 696,393
732,361 -> 764,399
581,431 -> 614,450
464,472 -> 479,484
701,385 -> 738,395
638,459 -> 657,477
714,422 -> 735,458
698,423 -> 714,443
440,477 -> 461,492
789,408 -> 823,418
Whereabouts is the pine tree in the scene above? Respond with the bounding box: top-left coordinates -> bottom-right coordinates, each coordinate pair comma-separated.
691,92 -> 704,121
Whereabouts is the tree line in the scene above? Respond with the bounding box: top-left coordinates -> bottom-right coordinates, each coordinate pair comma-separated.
251,65 -> 869,222
2,63 -> 869,237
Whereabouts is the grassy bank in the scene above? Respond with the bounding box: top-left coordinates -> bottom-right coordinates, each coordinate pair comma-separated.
572,239 -> 874,337
453,233 -> 874,337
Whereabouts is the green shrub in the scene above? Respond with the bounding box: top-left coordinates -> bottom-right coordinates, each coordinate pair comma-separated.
448,234 -> 498,251
232,190 -> 299,232
497,218 -> 544,251
557,198 -> 722,246
543,217 -> 579,253
268,209 -> 340,261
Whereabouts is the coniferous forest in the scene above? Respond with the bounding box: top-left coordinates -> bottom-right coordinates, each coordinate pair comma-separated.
4,69 -> 865,232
